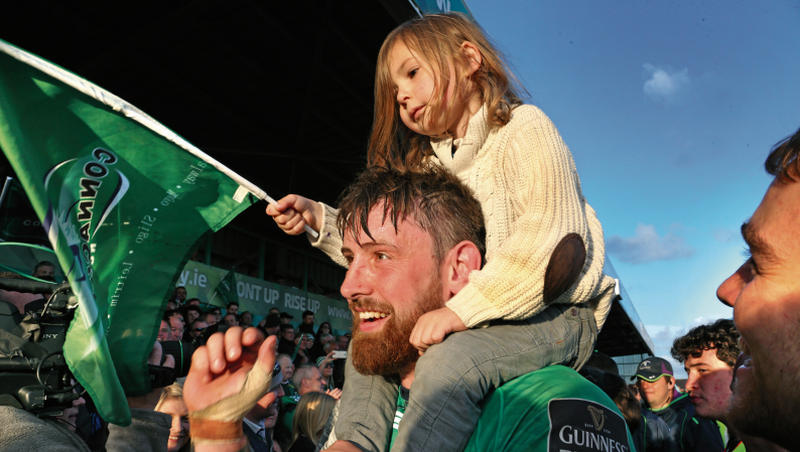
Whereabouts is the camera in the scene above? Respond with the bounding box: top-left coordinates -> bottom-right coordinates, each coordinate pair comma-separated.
0,277 -> 80,417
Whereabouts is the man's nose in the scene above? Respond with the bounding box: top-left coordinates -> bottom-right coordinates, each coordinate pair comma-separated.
685,373 -> 699,392
717,264 -> 745,307
340,259 -> 371,300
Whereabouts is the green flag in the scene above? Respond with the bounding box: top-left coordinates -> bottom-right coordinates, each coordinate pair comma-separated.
215,270 -> 239,305
0,39 -> 261,424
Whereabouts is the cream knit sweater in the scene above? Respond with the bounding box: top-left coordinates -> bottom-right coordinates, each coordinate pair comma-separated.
311,104 -> 615,330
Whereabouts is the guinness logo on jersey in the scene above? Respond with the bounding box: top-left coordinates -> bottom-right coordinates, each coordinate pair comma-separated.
587,405 -> 605,431
547,398 -> 629,452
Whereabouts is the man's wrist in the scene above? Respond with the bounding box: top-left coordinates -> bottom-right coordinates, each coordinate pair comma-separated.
190,417 -> 243,441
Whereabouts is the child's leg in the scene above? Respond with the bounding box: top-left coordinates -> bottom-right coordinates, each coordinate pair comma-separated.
333,347 -> 397,451
392,302 -> 597,452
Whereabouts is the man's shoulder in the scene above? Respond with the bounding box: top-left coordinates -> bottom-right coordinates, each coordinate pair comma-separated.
465,366 -> 634,452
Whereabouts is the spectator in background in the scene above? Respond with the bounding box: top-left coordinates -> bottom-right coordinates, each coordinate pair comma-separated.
269,307 -> 281,316
202,311 -> 217,327
715,127 -> 800,451
240,311 -> 254,328
185,298 -> 201,307
165,310 -> 185,341
315,321 -> 331,338
172,286 -> 187,306
293,333 -> 314,367
316,354 -> 336,391
223,313 -> 239,327
278,324 -> 296,356
289,392 -> 336,452
154,383 -> 190,452
157,320 -> 171,342
280,312 -> 293,325
635,357 -> 722,451
188,319 -> 208,346
210,307 -> 222,324
32,261 -> 56,281
226,301 -> 239,316
260,313 -> 281,336
243,366 -> 285,452
297,310 -> 315,335
335,335 -> 349,352
183,306 -> 201,326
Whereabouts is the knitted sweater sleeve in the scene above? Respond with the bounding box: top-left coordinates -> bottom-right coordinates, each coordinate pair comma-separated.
308,201 -> 348,267
445,108 -> 602,327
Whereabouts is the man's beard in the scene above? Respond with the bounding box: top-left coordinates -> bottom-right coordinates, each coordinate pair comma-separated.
350,278 -> 443,376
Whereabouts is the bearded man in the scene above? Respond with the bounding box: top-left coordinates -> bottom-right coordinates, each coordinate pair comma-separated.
320,167 -> 633,452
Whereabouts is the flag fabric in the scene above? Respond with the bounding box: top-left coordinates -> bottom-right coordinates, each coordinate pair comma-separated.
214,270 -> 239,305
0,39 -> 259,424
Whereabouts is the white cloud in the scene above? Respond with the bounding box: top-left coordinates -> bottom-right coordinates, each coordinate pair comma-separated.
606,224 -> 694,264
643,63 -> 690,103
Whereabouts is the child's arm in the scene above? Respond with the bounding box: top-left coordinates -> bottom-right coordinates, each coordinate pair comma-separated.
266,195 -> 349,268
445,107 -> 612,329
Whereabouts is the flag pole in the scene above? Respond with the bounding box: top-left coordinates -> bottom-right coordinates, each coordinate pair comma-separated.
0,39 -> 319,239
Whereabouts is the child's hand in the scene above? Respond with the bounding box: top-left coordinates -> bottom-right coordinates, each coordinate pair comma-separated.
409,307 -> 466,353
266,194 -> 322,235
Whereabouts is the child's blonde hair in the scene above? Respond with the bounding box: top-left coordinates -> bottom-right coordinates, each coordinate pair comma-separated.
368,13 -> 523,170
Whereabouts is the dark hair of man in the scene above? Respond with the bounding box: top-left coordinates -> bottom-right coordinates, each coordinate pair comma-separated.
765,127 -> 800,183
280,323 -> 294,333
670,318 -> 740,367
184,305 -> 201,315
226,301 -> 239,308
163,309 -> 181,321
336,166 -> 486,263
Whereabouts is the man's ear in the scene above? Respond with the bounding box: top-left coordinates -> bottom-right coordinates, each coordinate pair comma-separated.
459,41 -> 482,77
442,240 -> 482,298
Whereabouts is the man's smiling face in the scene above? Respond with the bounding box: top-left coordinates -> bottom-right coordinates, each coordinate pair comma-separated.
717,179 -> 800,447
340,203 -> 446,376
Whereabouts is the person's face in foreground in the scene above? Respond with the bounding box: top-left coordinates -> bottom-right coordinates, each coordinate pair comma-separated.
340,204 -> 445,375
684,348 -> 733,419
157,396 -> 189,452
717,179 -> 800,448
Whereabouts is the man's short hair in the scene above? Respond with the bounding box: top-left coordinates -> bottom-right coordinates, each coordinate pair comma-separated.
292,364 -> 317,388
766,127 -> 800,183
226,301 -> 239,308
302,310 -> 314,317
670,319 -> 740,367
336,166 -> 486,263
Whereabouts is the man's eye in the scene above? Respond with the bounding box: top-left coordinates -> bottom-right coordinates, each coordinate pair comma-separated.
377,252 -> 390,260
409,68 -> 417,78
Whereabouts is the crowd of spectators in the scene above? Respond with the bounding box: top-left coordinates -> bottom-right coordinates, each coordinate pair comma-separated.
150,291 -> 350,451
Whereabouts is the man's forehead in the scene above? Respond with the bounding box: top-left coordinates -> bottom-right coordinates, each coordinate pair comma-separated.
344,205 -> 426,247
748,180 -> 800,254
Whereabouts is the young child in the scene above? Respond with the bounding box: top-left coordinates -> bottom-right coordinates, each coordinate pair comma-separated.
267,13 -> 616,451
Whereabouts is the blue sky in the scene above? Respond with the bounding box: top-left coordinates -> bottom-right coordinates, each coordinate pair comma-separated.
466,0 -> 800,376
